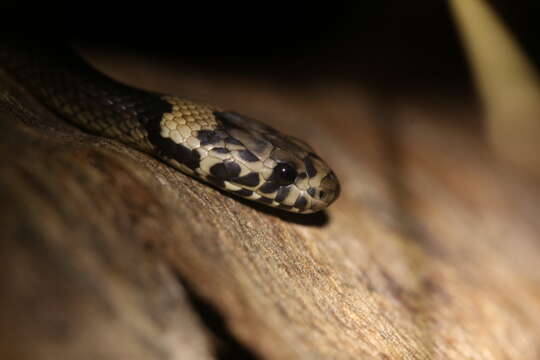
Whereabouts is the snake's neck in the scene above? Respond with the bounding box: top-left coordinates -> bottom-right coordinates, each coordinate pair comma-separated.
0,41 -> 172,152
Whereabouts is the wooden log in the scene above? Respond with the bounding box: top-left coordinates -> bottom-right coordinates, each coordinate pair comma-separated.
1,49 -> 540,359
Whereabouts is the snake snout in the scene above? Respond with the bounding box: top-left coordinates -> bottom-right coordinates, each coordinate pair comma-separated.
318,172 -> 340,205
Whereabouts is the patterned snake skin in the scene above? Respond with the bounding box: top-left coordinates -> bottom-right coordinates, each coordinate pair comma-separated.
0,41 -> 339,213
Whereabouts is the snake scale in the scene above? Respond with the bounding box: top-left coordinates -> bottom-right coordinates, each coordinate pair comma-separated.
0,40 -> 339,213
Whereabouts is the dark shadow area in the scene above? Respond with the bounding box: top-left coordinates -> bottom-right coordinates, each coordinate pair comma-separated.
178,276 -> 260,360
0,2 -> 472,104
2,2 -> 538,121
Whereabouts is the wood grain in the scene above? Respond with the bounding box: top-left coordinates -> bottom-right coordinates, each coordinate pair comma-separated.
1,50 -> 540,360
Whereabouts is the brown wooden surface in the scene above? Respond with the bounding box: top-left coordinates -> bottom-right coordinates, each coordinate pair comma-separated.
1,49 -> 540,360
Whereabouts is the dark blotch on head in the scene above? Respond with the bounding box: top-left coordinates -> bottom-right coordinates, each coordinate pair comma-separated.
175,144 -> 201,170
212,147 -> 230,154
258,181 -> 280,194
156,140 -> 200,170
232,172 -> 260,187
275,186 -> 290,202
224,161 -> 241,178
238,149 -> 259,162
225,136 -> 243,146
294,196 -> 308,210
209,163 -> 227,179
234,189 -> 253,197
197,130 -> 224,146
304,157 -> 317,178
307,187 -> 316,197
210,160 -> 241,180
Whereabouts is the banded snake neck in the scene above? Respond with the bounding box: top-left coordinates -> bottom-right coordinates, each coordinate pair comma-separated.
0,42 -> 340,213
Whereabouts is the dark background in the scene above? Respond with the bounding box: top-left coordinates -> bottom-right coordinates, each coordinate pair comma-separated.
1,1 -> 538,94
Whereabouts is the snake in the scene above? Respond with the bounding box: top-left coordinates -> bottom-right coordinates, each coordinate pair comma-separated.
0,40 -> 340,213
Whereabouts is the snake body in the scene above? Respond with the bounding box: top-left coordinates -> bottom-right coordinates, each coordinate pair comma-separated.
0,41 -> 339,213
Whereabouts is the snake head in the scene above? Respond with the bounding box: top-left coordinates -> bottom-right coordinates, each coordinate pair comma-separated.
210,111 -> 340,213
153,100 -> 339,214
259,142 -> 340,213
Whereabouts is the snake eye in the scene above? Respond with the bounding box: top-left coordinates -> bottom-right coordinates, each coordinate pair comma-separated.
273,163 -> 298,186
